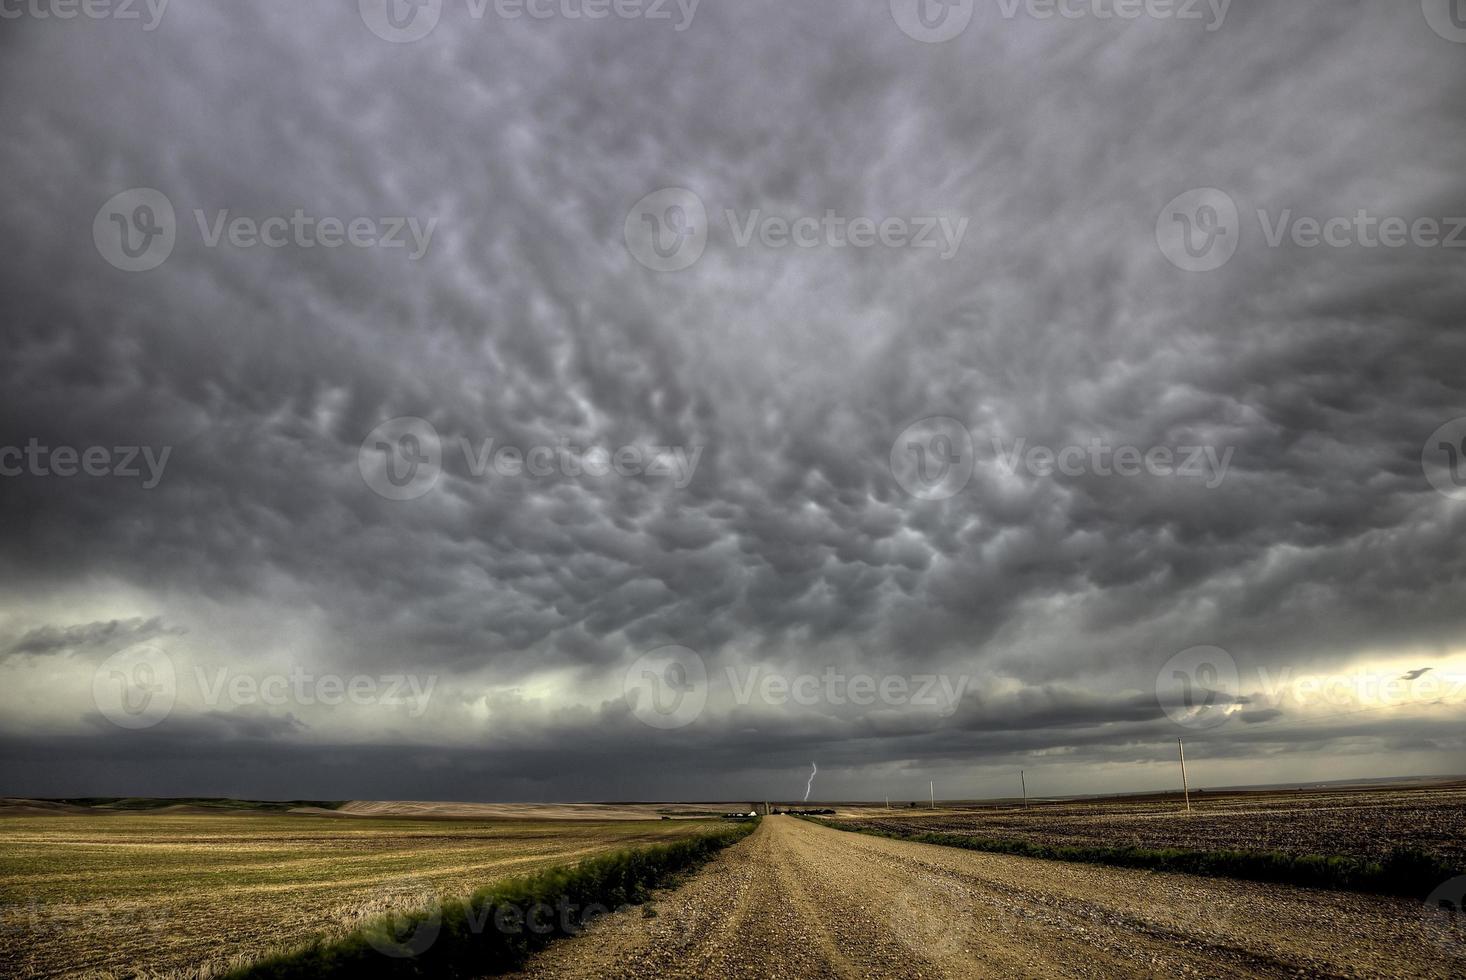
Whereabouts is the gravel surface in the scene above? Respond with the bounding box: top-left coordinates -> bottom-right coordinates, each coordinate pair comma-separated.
510,815 -> 1466,979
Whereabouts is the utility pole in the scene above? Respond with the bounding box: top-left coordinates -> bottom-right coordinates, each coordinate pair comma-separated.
1178,738 -> 1191,815
930,781 -> 935,809
1020,770 -> 1028,810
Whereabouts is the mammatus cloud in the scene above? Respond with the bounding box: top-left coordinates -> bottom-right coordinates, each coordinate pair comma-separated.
0,0 -> 1463,799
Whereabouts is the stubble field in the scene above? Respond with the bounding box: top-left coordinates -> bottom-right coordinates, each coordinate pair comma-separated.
0,809 -> 719,978
831,782 -> 1466,866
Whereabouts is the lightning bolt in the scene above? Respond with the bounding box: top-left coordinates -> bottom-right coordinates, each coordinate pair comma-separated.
804,762 -> 817,802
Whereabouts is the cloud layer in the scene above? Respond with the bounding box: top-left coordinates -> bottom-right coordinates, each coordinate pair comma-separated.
1,0 -> 1464,800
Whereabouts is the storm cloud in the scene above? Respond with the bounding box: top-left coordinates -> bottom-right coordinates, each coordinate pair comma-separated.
1,0 -> 1463,801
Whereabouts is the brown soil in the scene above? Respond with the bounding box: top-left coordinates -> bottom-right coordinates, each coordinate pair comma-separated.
511,815 -> 1466,979
833,785 -> 1466,865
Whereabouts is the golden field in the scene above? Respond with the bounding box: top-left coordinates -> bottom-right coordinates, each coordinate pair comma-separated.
0,808 -> 720,978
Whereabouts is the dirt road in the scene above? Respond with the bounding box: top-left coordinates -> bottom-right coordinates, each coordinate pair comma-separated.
512,815 -> 1465,979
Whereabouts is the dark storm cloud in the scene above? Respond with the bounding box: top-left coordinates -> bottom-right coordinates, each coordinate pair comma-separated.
1,0 -> 1464,798
5,617 -> 179,658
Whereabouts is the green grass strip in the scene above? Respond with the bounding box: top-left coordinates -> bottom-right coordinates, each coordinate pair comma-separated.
807,818 -> 1458,898
226,821 -> 755,980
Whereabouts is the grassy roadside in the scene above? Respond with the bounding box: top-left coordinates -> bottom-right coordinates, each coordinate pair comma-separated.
226,821 -> 756,980
806,818 -> 1458,898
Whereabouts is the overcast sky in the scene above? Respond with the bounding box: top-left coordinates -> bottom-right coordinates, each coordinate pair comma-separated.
1,0 -> 1464,803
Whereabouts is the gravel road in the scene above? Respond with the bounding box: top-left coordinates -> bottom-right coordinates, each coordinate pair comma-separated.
511,815 -> 1466,979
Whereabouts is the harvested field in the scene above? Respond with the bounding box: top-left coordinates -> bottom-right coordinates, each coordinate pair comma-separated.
833,784 -> 1466,867
328,801 -> 751,820
0,810 -> 721,978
